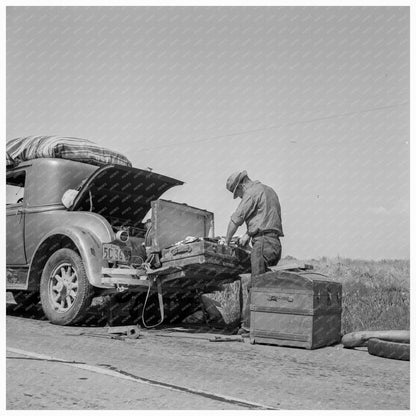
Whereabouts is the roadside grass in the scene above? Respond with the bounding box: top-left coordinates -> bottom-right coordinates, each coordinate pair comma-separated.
210,257 -> 410,334
311,257 -> 410,334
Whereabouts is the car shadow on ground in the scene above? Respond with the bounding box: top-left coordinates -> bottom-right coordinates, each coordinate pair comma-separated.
6,293 -> 239,334
6,298 -> 134,327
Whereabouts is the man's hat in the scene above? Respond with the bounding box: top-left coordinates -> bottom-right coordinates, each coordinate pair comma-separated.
226,170 -> 247,199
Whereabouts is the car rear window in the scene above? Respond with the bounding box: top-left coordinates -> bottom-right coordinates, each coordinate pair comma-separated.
6,171 -> 25,204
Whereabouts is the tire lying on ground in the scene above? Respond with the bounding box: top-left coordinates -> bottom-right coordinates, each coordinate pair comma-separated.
367,338 -> 410,361
341,330 -> 410,348
40,248 -> 94,325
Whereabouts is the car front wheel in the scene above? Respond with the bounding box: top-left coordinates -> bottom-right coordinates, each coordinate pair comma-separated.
40,248 -> 94,325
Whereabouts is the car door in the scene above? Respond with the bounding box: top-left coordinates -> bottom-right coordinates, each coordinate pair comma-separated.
6,169 -> 27,265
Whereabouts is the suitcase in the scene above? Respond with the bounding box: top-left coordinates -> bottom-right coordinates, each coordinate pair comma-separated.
250,270 -> 342,349
149,199 -> 250,291
161,240 -> 250,276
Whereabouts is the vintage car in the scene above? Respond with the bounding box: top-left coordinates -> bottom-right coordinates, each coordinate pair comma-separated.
6,157 -> 249,326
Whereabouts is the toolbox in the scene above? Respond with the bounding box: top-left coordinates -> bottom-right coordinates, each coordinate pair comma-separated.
250,270 -> 342,349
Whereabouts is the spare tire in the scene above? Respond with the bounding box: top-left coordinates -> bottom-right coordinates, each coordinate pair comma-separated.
368,338 -> 410,361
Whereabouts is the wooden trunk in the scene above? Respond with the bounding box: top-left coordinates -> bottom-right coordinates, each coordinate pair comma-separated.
250,270 -> 342,349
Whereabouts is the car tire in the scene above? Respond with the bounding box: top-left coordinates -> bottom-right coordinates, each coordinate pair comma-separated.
40,248 -> 94,325
368,338 -> 410,361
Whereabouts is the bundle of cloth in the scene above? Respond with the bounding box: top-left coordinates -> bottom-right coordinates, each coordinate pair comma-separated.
6,135 -> 131,168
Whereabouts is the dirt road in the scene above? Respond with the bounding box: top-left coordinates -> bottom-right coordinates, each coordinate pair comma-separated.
6,315 -> 410,410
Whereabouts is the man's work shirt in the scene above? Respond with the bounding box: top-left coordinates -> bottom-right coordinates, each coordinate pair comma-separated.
230,181 -> 284,237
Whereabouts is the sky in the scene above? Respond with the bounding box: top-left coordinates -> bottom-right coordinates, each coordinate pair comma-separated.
5,5 -> 410,260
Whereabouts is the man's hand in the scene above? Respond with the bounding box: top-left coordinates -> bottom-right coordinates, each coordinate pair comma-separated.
218,237 -> 226,245
238,233 -> 250,248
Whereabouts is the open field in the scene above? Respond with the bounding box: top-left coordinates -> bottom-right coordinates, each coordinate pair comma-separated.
307,257 -> 410,334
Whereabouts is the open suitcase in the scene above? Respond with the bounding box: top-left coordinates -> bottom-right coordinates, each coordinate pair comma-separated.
150,199 -> 250,288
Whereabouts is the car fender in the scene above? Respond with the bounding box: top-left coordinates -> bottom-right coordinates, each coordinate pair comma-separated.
28,225 -> 110,289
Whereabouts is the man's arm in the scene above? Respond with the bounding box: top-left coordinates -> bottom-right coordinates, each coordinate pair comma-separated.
225,220 -> 239,245
225,194 -> 256,245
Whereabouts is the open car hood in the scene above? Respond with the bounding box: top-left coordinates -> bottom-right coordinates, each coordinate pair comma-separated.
70,165 -> 183,227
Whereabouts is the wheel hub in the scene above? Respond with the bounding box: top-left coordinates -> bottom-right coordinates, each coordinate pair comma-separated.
49,263 -> 79,313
